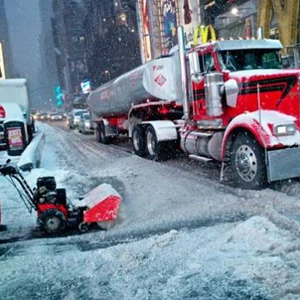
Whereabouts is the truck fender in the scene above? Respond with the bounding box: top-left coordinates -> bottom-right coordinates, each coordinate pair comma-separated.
141,120 -> 178,142
94,118 -> 109,126
101,118 -> 109,126
221,111 -> 272,160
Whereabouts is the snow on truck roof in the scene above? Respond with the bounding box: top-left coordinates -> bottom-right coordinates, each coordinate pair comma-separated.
215,39 -> 283,51
0,78 -> 27,87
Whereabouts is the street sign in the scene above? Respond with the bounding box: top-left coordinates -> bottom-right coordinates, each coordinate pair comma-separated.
55,85 -> 63,107
81,80 -> 91,94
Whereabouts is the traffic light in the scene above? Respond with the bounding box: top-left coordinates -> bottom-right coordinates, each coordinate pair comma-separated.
55,86 -> 63,107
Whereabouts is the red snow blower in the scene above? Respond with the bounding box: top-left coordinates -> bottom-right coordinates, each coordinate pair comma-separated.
0,160 -> 122,234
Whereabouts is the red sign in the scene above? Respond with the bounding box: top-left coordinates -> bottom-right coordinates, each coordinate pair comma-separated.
8,127 -> 23,150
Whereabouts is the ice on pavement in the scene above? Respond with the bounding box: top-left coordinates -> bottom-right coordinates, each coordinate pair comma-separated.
1,122 -> 300,299
1,216 -> 300,299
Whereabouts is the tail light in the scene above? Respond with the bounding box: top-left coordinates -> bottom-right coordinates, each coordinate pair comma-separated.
0,106 -> 5,119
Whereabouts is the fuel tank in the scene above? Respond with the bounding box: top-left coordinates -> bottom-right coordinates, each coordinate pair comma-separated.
87,52 -> 183,118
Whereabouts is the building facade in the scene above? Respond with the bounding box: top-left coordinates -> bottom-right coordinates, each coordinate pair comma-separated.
0,0 -> 14,78
208,0 -> 258,39
39,0 -> 59,107
83,0 -> 141,88
137,0 -> 202,63
52,0 -> 89,95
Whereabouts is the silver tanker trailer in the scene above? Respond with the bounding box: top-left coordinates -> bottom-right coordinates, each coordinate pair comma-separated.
88,51 -> 183,117
87,51 -> 184,143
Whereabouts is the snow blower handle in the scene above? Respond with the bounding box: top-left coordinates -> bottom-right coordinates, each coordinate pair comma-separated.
0,159 -> 19,176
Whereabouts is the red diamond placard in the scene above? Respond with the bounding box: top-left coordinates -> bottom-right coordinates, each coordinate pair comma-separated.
154,74 -> 167,87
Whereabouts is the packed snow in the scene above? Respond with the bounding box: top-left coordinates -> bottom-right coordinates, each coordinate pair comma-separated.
1,122 -> 300,299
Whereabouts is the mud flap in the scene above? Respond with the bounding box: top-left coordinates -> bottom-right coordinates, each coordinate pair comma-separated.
267,147 -> 300,182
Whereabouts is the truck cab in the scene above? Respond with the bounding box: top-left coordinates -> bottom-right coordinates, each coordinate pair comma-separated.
182,35 -> 300,189
189,39 -> 285,124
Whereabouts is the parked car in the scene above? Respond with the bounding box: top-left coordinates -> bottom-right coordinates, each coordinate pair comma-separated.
49,112 -> 64,121
78,113 -> 93,134
35,112 -> 49,121
67,109 -> 88,129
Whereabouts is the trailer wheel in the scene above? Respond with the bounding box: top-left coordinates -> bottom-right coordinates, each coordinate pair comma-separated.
97,122 -> 109,144
132,125 -> 146,157
230,132 -> 267,189
145,125 -> 166,161
95,123 -> 101,142
39,209 -> 66,234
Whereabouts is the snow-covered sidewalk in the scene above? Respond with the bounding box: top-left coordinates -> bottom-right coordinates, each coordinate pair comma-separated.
1,123 -> 300,299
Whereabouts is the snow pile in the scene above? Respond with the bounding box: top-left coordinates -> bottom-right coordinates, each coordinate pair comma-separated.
1,216 -> 300,299
1,122 -> 300,299
18,129 -> 45,171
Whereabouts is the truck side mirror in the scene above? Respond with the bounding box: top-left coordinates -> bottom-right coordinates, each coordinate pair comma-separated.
224,79 -> 239,107
188,52 -> 203,83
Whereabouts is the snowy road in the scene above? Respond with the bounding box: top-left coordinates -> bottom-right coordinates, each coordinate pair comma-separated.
1,122 -> 300,299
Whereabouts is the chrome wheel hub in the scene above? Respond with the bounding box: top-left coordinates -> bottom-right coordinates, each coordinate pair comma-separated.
235,145 -> 257,182
146,131 -> 156,156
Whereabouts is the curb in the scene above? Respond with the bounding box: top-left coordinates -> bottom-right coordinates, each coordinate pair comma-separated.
18,128 -> 45,171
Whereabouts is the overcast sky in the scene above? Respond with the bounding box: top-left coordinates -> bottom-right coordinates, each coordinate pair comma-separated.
5,0 -> 42,101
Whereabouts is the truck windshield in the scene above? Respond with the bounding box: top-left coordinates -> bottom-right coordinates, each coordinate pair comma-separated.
218,49 -> 282,72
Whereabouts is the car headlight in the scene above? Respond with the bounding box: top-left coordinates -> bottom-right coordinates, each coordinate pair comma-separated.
85,121 -> 90,127
274,123 -> 296,136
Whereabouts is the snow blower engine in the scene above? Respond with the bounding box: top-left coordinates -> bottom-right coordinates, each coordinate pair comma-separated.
0,160 -> 122,234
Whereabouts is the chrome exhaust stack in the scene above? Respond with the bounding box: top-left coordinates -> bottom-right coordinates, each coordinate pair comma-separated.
178,26 -> 189,121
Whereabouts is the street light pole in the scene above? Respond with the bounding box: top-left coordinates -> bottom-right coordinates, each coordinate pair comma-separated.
104,69 -> 111,81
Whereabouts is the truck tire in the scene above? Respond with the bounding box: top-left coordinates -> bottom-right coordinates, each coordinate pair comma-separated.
95,123 -> 101,142
132,125 -> 146,157
38,208 -> 66,234
230,131 -> 267,189
96,122 -> 109,144
145,125 -> 166,161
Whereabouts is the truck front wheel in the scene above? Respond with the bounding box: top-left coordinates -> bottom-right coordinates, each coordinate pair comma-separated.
230,132 -> 267,189
132,125 -> 146,157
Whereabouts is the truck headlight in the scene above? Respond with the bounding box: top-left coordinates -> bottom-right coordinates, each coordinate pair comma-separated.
274,123 -> 296,136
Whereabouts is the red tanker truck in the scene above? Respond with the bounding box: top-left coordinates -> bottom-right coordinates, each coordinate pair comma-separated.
88,26 -> 300,189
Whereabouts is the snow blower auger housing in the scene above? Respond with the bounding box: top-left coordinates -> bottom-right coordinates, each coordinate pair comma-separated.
0,160 -> 122,235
